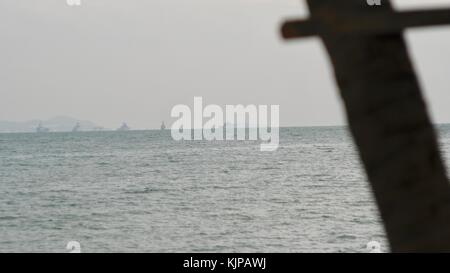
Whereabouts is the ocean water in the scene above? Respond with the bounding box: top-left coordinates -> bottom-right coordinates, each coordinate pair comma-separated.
2,126 -> 450,253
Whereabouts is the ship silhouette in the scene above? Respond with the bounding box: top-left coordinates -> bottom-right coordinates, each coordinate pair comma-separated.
36,122 -> 49,133
72,122 -> 81,132
117,123 -> 130,131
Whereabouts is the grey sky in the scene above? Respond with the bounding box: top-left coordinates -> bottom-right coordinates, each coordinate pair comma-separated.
1,0 -> 450,129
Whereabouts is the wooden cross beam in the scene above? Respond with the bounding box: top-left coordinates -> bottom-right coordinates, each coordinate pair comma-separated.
282,4 -> 450,39
281,0 -> 450,252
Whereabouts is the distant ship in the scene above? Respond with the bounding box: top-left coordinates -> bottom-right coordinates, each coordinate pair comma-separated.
72,122 -> 81,132
117,123 -> 130,131
36,122 -> 50,133
161,121 -> 166,130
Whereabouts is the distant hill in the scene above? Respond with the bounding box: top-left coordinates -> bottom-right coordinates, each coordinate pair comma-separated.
0,116 -> 100,133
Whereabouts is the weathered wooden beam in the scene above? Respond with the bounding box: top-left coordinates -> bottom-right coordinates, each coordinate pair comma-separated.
282,9 -> 450,39
282,0 -> 450,252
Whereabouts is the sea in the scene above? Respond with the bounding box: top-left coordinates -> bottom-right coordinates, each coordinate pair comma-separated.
2,126 -> 450,253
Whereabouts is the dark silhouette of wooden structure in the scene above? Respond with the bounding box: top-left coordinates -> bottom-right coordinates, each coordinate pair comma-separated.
281,0 -> 450,252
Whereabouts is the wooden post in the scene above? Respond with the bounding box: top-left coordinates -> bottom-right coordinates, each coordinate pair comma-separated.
281,0 -> 450,252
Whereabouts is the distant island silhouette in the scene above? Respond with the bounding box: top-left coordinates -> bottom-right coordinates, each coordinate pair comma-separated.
0,116 -> 100,133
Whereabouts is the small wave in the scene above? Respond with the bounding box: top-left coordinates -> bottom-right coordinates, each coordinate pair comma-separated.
336,234 -> 357,240
0,216 -> 19,221
124,188 -> 168,194
260,166 -> 279,171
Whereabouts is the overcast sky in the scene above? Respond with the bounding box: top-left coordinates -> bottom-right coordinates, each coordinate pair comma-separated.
1,0 -> 450,129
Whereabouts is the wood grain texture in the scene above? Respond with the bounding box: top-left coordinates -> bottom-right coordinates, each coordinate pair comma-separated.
282,0 -> 450,252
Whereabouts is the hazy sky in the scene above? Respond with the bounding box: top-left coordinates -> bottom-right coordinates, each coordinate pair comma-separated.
1,0 -> 450,129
